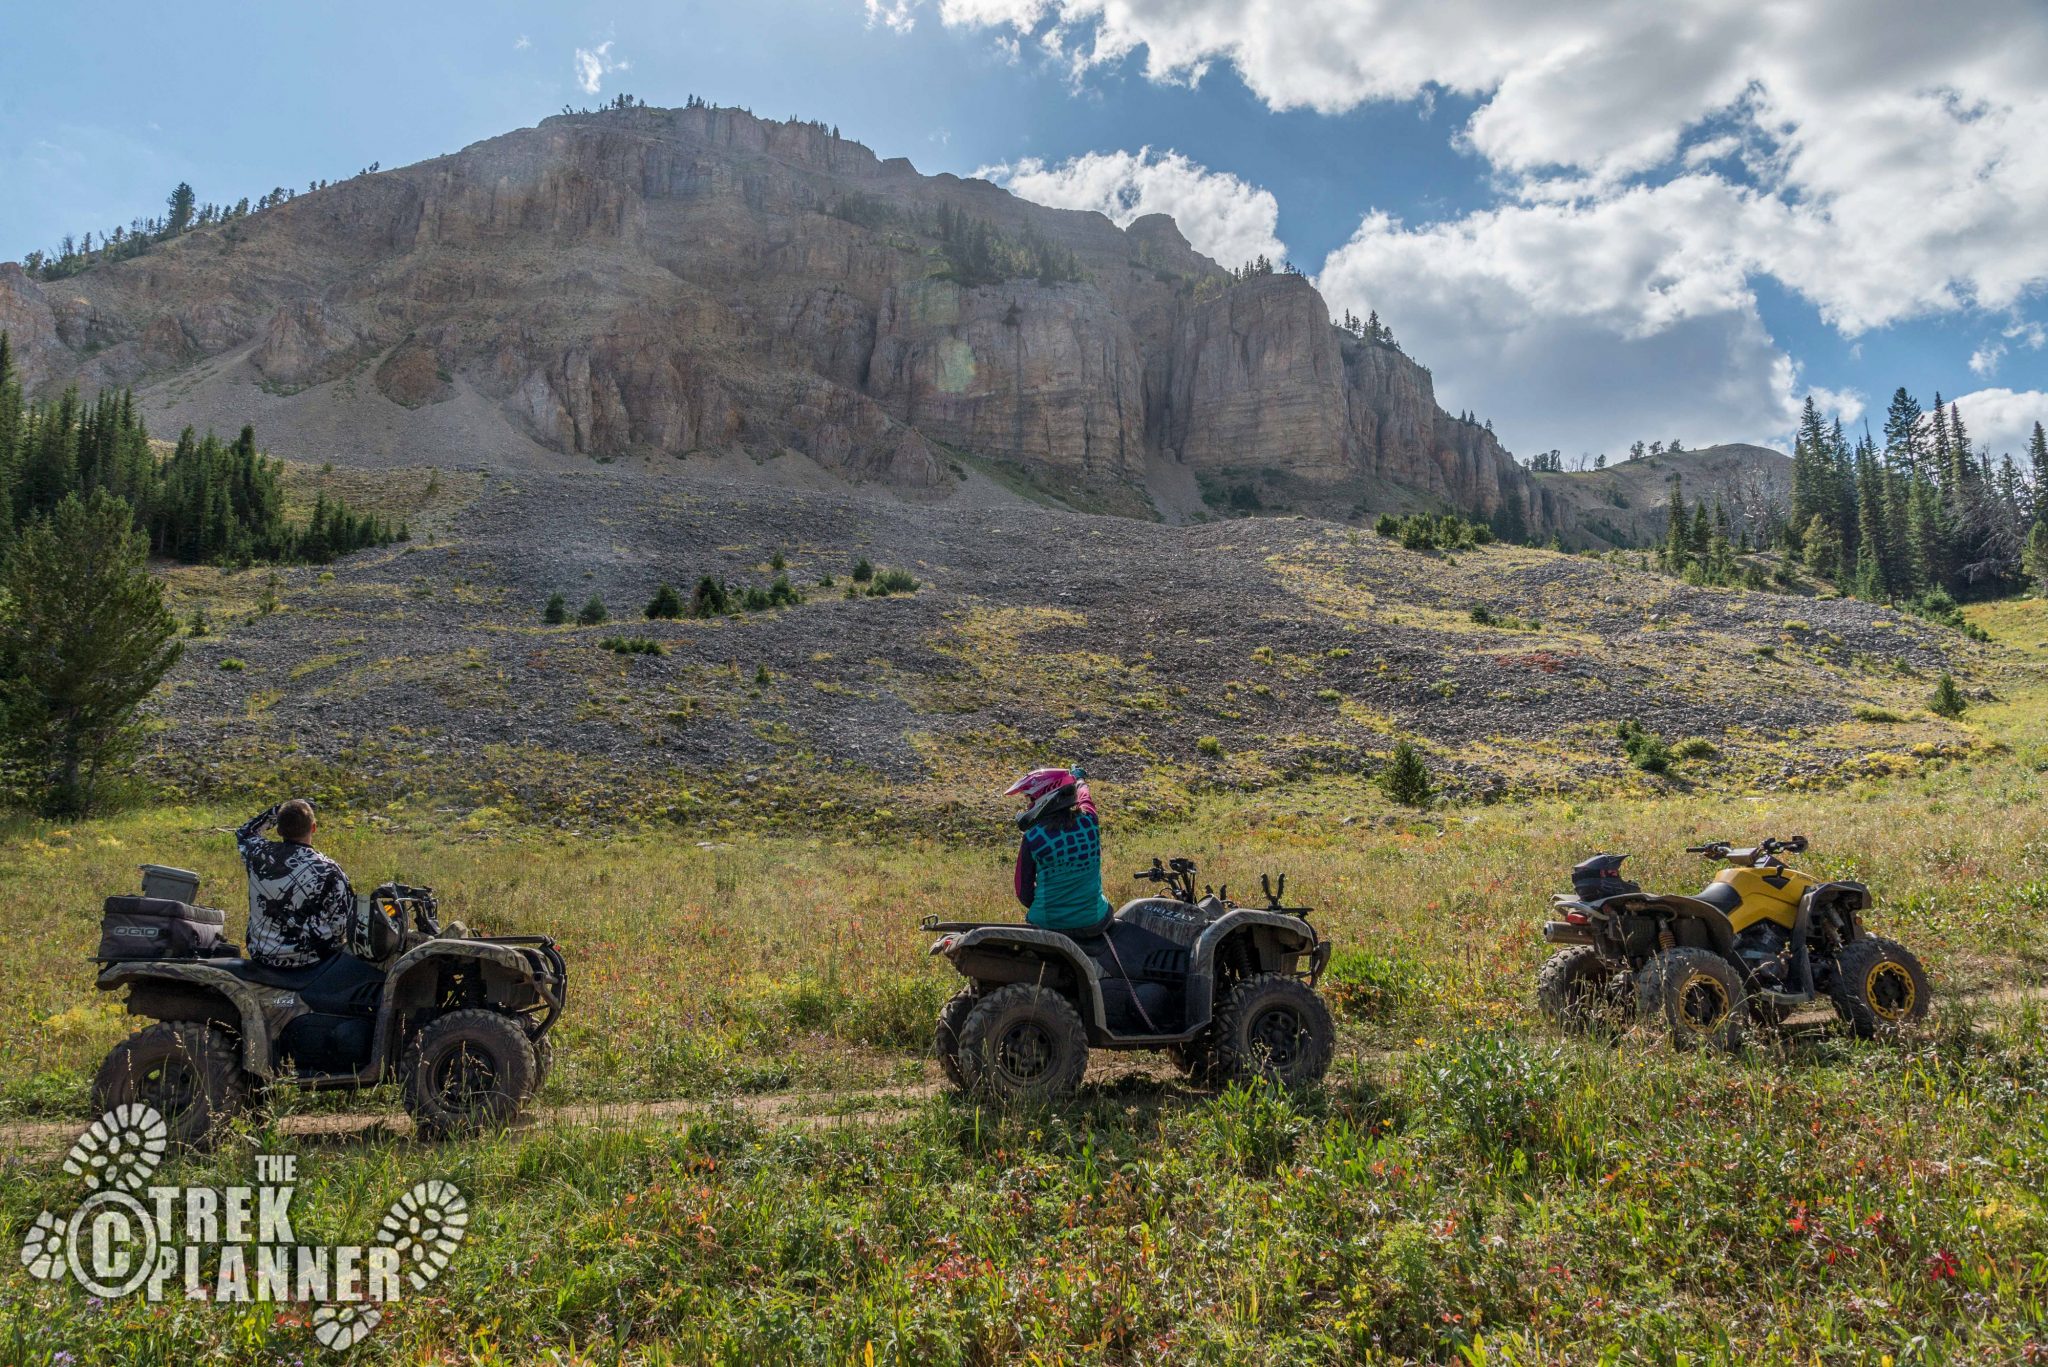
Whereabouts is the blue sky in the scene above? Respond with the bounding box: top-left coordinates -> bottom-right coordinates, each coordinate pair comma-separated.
2,0 -> 2043,461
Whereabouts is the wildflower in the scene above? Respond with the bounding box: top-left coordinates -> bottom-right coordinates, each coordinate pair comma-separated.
1928,1249 -> 1960,1281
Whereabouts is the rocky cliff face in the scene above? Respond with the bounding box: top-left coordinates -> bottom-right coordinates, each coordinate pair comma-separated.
1,103 -> 1548,526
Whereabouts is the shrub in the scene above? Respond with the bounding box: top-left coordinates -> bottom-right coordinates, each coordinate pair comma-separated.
576,595 -> 609,626
542,592 -> 567,625
1617,718 -> 1671,773
645,582 -> 685,619
692,576 -> 729,618
1852,704 -> 1903,723
218,657 -> 245,671
1671,737 -> 1718,761
753,663 -> 772,687
1373,513 -> 1399,536
851,557 -> 874,583
598,635 -> 665,656
1380,740 -> 1433,807
1468,603 -> 1496,625
1197,735 -> 1224,757
187,607 -> 210,637
769,550 -> 787,572
1419,1032 -> 1567,1156
866,568 -> 918,596
766,574 -> 803,607
1929,672 -> 1967,719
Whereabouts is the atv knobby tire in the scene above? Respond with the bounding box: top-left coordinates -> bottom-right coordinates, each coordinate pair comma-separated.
954,984 -> 1088,1100
1168,1035 -> 1216,1086
1210,974 -> 1336,1088
1635,948 -> 1747,1053
529,1033 -> 555,1097
934,986 -> 980,1090
93,1022 -> 251,1150
1537,946 -> 1625,1034
401,1009 -> 537,1138
1830,936 -> 1930,1037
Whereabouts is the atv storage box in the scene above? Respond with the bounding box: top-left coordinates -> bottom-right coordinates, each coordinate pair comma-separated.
97,896 -> 230,961
139,864 -> 201,903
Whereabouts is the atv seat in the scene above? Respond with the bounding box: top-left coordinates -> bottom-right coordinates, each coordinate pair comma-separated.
1694,882 -> 1743,914
211,958 -> 339,991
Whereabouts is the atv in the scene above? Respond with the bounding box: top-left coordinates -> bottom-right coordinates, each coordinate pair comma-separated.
1537,836 -> 1929,1051
91,870 -> 567,1146
923,857 -> 1336,1100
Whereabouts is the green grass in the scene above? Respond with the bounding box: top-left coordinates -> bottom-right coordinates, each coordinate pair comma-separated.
5,602 -> 2048,1360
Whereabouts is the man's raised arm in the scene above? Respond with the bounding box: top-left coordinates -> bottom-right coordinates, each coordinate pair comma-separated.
236,804 -> 281,862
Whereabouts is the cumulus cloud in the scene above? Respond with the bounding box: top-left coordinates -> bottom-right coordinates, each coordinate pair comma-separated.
573,40 -> 628,96
1971,344 -> 2006,378
905,0 -> 2048,452
1949,389 -> 2048,459
865,0 -> 919,33
979,147 -> 1286,270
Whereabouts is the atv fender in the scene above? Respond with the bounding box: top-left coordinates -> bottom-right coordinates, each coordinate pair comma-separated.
370,940 -> 553,1069
1633,895 -> 1738,956
1802,881 -> 1872,939
1183,912 -> 1321,1033
934,926 -> 1109,1028
95,962 -> 301,1080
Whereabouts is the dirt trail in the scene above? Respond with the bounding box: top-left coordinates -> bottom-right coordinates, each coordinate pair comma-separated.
7,985 -> 2042,1160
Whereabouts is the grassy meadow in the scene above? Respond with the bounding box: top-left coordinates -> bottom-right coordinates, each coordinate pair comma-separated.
3,599 -> 2048,1362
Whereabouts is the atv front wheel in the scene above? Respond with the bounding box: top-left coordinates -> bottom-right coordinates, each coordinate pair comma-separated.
93,1022 -> 251,1150
1830,936 -> 1930,1037
1168,1035 -> 1215,1086
1211,974 -> 1336,1088
528,1033 -> 555,1097
1536,946 -> 1626,1034
955,984 -> 1088,1101
1635,948 -> 1747,1053
401,1009 -> 537,1138
934,986 -> 979,1090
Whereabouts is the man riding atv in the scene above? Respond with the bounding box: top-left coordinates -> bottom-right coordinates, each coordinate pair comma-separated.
1008,766 -> 1111,932
237,798 -> 354,968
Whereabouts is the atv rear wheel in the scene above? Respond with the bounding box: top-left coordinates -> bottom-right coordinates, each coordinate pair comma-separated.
1636,948 -> 1747,1052
93,1022 -> 250,1150
1830,936 -> 1930,1037
401,1009 -> 537,1138
934,986 -> 980,1090
955,984 -> 1088,1101
529,1033 -> 555,1097
1211,974 -> 1336,1088
1537,946 -> 1625,1034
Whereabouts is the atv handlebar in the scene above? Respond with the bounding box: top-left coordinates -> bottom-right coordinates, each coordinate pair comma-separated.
1686,836 -> 1808,860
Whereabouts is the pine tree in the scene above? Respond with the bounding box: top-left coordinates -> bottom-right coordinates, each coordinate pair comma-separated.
1801,514 -> 1844,580
1929,672 -> 1966,719
2025,522 -> 2048,595
1883,387 -> 1925,478
576,595 -> 609,626
165,182 -> 197,237
645,582 -> 684,619
1379,740 -> 1433,807
2030,423 -> 2048,519
543,592 -> 567,625
1664,474 -> 1689,570
0,489 -> 182,814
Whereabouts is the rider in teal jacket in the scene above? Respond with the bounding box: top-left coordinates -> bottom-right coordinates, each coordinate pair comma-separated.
1007,766 -> 1110,932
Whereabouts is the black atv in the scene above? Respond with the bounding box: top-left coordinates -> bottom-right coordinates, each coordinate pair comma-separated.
923,857 -> 1336,1100
1537,836 -> 1930,1051
91,871 -> 566,1145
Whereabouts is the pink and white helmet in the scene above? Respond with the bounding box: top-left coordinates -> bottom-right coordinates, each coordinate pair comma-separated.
1003,767 -> 1075,803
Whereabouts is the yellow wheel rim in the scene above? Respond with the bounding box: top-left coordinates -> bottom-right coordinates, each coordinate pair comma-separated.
1865,962 -> 1917,1021
1676,972 -> 1731,1032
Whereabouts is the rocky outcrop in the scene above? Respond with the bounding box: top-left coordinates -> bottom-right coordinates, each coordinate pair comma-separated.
4,103 -> 1548,527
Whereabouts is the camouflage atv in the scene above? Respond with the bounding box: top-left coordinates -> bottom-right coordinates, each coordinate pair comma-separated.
91,871 -> 566,1146
924,857 -> 1335,1100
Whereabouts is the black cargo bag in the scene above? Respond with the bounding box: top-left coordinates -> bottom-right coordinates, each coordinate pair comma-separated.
97,896 -> 231,960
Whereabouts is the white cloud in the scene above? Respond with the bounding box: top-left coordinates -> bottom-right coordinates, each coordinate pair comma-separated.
1971,344 -> 2006,378
514,34 -> 531,50
979,147 -> 1285,270
573,40 -> 628,96
908,0 -> 2048,452
1949,389 -> 2048,458
865,0 -> 919,33
2009,320 -> 2047,350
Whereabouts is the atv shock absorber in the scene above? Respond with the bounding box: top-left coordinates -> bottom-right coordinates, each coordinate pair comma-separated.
1658,928 -> 1676,952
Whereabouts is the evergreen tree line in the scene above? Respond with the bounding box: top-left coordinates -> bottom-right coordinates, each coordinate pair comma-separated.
0,334 -> 400,566
1336,308 -> 1399,350
1659,473 -> 1773,590
21,176 -> 347,282
931,204 -> 1085,288
1786,388 -> 2048,604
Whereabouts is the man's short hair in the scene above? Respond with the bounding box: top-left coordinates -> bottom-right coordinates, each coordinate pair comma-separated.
278,799 -> 316,841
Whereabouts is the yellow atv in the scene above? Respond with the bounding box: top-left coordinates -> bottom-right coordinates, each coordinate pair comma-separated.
1537,836 -> 1930,1050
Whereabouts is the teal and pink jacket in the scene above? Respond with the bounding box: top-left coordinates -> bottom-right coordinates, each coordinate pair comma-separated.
1014,783 -> 1110,932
